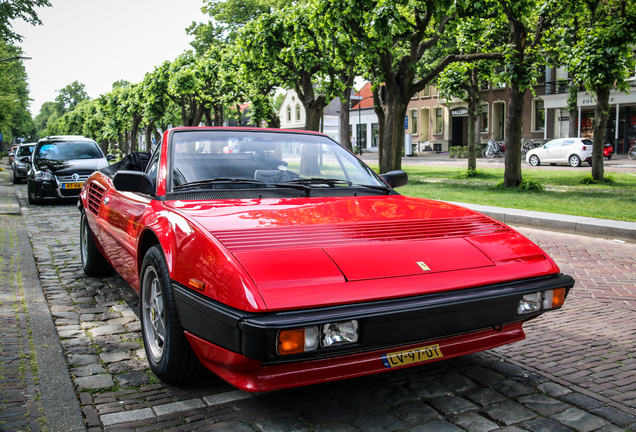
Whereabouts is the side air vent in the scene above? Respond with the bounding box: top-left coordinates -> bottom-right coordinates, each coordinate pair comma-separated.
213,215 -> 511,252
87,182 -> 106,216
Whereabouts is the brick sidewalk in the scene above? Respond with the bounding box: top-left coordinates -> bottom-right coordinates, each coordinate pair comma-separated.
0,214 -> 44,431
494,227 -> 636,412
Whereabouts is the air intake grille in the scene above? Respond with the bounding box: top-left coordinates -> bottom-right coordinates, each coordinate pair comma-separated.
87,182 -> 105,215
213,215 -> 511,252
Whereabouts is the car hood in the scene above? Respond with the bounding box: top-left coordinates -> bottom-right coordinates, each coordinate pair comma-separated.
34,158 -> 108,175
169,196 -> 559,310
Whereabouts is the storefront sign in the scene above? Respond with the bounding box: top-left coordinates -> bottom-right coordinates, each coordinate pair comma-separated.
451,108 -> 468,116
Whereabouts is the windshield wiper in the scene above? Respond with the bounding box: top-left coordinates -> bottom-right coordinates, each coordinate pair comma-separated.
173,177 -> 268,190
277,178 -> 353,187
352,183 -> 392,193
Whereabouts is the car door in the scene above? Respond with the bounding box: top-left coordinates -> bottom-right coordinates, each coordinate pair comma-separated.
96,146 -> 161,288
540,139 -> 563,162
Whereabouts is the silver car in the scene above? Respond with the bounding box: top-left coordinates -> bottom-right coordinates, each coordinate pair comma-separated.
526,138 -> 594,167
11,143 -> 36,184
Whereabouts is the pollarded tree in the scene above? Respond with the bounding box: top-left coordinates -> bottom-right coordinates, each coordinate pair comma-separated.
320,0 -> 504,173
238,5 -> 334,132
562,0 -> 635,181
437,15 -> 507,170
496,0 -> 561,187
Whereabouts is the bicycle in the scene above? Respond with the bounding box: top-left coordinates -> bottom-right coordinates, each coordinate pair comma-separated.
629,144 -> 636,160
482,138 -> 504,158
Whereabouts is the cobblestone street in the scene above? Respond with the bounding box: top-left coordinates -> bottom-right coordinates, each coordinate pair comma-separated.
2,174 -> 636,431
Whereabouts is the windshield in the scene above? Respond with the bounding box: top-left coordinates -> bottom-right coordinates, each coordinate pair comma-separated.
35,141 -> 103,161
170,130 -> 385,191
16,145 -> 34,157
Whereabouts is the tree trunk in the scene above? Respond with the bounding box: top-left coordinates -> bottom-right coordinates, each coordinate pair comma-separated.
466,67 -> 480,171
305,106 -> 322,131
204,108 -> 213,126
503,85 -> 525,187
568,84 -> 579,137
145,119 -> 155,151
214,105 -> 223,126
300,143 -> 321,176
377,84 -> 408,173
339,97 -> 352,149
131,114 -> 142,152
591,87 -> 610,181
266,111 -> 281,129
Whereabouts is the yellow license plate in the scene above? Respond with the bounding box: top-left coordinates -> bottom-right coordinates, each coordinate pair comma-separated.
62,182 -> 83,189
381,344 -> 443,368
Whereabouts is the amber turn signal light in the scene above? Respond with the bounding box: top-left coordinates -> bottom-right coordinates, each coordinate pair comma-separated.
188,279 -> 206,291
551,287 -> 566,308
278,329 -> 305,355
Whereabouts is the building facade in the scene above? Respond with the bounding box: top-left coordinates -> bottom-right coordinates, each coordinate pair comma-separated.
277,89 -> 340,143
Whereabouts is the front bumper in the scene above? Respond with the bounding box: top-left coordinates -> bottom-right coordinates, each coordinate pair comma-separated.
31,179 -> 85,199
173,274 -> 574,390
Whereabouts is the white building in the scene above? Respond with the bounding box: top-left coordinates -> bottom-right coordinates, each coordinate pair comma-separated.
277,89 -> 341,143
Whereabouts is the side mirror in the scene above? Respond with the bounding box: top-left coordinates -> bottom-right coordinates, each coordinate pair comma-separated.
106,154 -> 116,161
379,170 -> 408,188
113,170 -> 154,195
19,156 -> 31,163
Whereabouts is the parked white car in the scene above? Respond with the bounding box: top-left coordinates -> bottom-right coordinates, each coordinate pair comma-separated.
526,138 -> 594,167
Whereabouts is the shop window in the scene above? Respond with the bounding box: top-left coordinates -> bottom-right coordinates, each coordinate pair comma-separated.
411,110 -> 418,135
533,99 -> 545,131
434,108 -> 443,134
480,104 -> 489,133
371,123 -> 379,147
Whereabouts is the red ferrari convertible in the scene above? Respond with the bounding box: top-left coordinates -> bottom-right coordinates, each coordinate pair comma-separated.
78,127 -> 574,392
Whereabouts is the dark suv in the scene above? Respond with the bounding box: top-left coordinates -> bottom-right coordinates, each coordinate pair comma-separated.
27,136 -> 114,204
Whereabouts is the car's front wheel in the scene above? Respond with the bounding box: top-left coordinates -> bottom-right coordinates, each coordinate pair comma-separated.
140,245 -> 201,383
80,211 -> 112,277
529,155 -> 540,166
27,182 -> 40,205
569,154 -> 582,167
12,169 -> 19,184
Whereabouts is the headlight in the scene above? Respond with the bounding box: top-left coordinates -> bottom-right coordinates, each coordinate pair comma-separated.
322,321 -> 359,347
34,171 -> 53,181
517,288 -> 566,315
277,320 -> 359,355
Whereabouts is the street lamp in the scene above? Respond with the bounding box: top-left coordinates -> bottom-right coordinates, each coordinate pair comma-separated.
0,56 -> 32,63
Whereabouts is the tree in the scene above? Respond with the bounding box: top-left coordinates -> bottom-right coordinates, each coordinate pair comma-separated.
560,0 -> 636,181
0,0 -> 51,42
0,41 -> 35,144
55,81 -> 90,114
497,0 -> 556,187
437,15 -> 507,170
321,0 -> 503,173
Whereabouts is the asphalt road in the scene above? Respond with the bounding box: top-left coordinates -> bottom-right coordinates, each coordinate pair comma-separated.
1,160 -> 636,432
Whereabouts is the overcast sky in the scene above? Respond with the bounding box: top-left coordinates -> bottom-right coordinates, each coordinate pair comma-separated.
13,0 -> 208,115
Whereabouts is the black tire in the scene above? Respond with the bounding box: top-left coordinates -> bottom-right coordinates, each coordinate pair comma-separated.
80,211 -> 113,277
529,155 -> 540,166
140,245 -> 201,383
12,169 -> 19,185
27,182 -> 40,205
569,154 -> 581,167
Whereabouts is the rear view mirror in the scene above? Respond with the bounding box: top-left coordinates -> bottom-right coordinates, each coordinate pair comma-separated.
19,156 -> 31,164
106,154 -> 116,161
379,170 -> 408,188
113,170 -> 155,195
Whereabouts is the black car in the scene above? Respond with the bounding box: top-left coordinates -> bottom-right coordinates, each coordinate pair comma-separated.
27,136 -> 114,204
11,143 -> 35,184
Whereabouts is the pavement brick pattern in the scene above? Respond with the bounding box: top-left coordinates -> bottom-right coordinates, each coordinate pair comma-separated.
0,209 -> 44,431
5,180 -> 636,431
